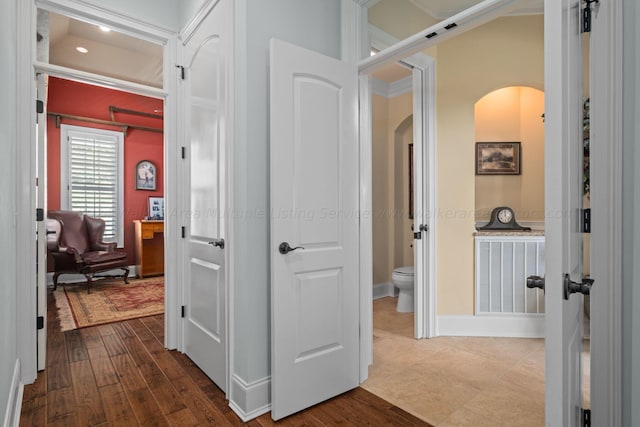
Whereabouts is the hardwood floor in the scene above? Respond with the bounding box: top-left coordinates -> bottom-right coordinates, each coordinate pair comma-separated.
20,289 -> 430,426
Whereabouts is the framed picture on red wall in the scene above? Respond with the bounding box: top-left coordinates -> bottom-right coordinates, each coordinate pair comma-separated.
136,160 -> 157,190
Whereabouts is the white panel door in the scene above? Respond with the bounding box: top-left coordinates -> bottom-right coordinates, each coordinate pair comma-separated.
544,0 -> 586,425
36,72 -> 48,371
182,1 -> 229,392
270,38 -> 359,420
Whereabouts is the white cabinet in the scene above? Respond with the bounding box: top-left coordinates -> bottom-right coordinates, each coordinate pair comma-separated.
475,233 -> 545,314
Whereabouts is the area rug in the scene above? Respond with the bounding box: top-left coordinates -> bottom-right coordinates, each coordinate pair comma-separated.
53,277 -> 164,331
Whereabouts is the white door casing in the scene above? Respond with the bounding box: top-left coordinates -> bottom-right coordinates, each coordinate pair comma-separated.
544,0 -> 585,425
36,72 -> 48,371
270,38 -> 359,420
182,1 -> 229,393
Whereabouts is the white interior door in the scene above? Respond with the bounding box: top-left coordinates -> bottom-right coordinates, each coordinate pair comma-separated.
182,2 -> 228,392
270,38 -> 359,420
36,72 -> 48,371
412,67 -> 426,338
544,0 -> 586,425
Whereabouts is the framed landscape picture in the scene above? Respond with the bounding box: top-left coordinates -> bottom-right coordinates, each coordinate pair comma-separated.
476,142 -> 521,175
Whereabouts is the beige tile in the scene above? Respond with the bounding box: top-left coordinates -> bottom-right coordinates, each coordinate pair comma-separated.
463,377 -> 544,426
366,299 -> 547,426
439,407 -> 497,427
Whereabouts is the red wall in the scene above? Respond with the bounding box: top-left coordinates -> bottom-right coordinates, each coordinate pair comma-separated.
47,77 -> 164,266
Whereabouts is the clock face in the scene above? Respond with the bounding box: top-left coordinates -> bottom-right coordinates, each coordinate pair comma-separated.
497,208 -> 513,224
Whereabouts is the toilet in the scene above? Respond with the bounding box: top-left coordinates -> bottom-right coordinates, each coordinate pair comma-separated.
392,266 -> 415,312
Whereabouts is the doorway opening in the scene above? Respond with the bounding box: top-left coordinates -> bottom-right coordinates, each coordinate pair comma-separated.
35,7 -> 167,370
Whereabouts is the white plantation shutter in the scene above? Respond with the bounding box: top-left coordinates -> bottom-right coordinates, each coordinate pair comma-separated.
61,125 -> 124,246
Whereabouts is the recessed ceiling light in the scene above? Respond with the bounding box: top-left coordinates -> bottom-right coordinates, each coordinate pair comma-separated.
98,25 -> 111,32
76,46 -> 88,53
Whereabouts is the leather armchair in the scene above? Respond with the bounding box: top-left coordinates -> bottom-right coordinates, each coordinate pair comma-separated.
47,210 -> 129,292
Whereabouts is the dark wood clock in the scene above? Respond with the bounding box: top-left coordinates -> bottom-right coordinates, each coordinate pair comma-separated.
477,206 -> 531,231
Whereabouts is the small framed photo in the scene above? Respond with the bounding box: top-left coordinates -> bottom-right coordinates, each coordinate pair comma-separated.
148,197 -> 164,220
476,142 -> 521,175
136,160 -> 157,190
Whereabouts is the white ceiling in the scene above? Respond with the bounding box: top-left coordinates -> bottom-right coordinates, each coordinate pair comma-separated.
407,0 -> 543,19
40,0 -> 542,89
44,11 -> 163,88
371,62 -> 412,83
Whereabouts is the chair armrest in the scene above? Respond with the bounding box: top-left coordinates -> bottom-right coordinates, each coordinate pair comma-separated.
61,246 -> 84,263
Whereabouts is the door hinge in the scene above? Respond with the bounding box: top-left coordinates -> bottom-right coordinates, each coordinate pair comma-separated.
36,208 -> 44,222
582,208 -> 591,233
176,65 -> 185,80
582,408 -> 591,427
181,146 -> 186,159
181,305 -> 186,318
36,99 -> 44,114
36,316 -> 44,330
181,226 -> 186,238
582,0 -> 599,33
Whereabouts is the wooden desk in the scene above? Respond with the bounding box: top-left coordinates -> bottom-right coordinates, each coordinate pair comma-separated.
134,220 -> 164,278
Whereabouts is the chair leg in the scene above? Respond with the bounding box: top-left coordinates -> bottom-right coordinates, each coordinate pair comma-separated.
84,274 -> 94,293
122,267 -> 130,284
52,273 -> 62,291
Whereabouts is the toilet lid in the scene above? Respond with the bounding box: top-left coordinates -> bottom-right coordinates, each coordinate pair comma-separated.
393,266 -> 414,276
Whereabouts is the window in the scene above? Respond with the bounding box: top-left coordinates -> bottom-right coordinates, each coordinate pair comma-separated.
61,125 -> 124,247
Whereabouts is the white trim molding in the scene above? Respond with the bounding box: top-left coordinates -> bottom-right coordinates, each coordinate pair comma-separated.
370,76 -> 413,98
341,0 -> 377,63
4,360 -> 24,427
228,375 -> 271,422
35,0 -> 174,42
373,282 -> 395,300
16,0 -> 38,385
590,0 -> 623,425
438,314 -> 545,338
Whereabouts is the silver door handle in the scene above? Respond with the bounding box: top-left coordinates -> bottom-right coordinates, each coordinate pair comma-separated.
208,238 -> 225,249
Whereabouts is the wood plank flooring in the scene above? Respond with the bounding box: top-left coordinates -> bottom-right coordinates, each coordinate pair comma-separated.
20,289 -> 431,426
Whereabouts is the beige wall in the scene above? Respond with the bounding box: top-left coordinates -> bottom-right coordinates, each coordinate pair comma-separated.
372,92 -> 414,285
474,86 -> 545,222
369,12 -> 546,313
372,95 -> 391,285
436,16 -> 544,315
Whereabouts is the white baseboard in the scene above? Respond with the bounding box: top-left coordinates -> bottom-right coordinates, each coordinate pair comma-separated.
228,375 -> 271,422
46,265 -> 137,285
4,359 -> 23,427
437,314 -> 545,338
373,282 -> 395,300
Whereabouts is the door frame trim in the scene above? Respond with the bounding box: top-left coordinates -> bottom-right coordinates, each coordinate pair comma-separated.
353,20 -> 438,382
590,0 -> 623,424
16,0 -> 178,382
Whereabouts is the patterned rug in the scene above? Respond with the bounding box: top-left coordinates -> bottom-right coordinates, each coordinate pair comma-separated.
53,277 -> 164,331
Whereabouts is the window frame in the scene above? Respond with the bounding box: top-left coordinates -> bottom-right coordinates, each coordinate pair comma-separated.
60,124 -> 125,247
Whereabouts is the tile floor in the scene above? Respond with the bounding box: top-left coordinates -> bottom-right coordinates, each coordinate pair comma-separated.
362,297 -> 591,426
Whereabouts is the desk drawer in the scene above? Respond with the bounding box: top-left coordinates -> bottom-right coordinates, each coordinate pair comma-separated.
153,223 -> 164,233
